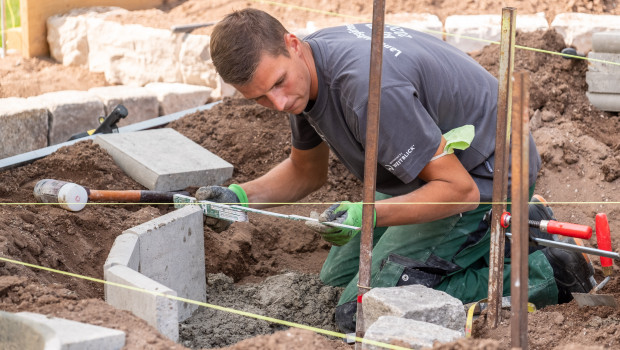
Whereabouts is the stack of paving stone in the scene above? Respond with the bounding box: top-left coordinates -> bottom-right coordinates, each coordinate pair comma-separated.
586,31 -> 620,112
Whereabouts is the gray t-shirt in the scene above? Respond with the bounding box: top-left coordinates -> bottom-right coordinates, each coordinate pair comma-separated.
291,24 -> 540,200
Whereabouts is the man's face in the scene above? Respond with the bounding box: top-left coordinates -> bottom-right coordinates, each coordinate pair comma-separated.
234,36 -> 312,115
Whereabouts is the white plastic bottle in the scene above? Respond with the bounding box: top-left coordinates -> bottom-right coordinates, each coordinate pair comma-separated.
33,179 -> 88,212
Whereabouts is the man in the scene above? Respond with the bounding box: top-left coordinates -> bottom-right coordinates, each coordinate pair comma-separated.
199,8 -> 595,332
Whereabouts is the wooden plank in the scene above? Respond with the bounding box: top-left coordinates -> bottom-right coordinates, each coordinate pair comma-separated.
20,0 -> 164,58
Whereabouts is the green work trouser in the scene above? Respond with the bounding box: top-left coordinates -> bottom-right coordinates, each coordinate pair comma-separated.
320,191 -> 558,308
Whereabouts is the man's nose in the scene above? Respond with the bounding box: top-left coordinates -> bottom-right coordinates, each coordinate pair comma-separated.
266,91 -> 286,112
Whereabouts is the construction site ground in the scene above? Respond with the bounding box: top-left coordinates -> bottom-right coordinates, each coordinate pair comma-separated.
2,0 -> 620,349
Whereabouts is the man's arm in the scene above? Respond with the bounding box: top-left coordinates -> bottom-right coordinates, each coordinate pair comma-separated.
240,142 -> 330,208
375,137 -> 480,227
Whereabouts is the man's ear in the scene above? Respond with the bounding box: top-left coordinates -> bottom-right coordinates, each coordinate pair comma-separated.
284,33 -> 301,54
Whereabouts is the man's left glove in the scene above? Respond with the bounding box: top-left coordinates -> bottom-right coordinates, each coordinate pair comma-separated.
195,184 -> 248,233
306,201 -> 376,246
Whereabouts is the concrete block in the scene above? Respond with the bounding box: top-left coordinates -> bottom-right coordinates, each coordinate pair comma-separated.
587,92 -> 620,112
17,311 -> 126,350
362,284 -> 466,334
593,31 -> 620,53
551,13 -> 620,53
0,98 -> 48,159
125,205 -> 205,322
445,13 -> 548,53
105,265 -> 178,342
0,310 -> 61,349
144,83 -> 212,115
385,13 -> 443,40
587,53 -> 620,73
87,20 -> 183,85
104,233 -> 140,272
88,86 -> 159,126
362,316 -> 462,350
47,7 -> 128,67
586,71 -> 620,93
177,33 -> 219,88
94,128 -> 233,191
27,91 -> 105,146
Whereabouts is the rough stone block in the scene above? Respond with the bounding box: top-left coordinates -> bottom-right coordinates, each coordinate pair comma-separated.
385,13 -> 443,40
587,53 -> 620,73
551,13 -> 620,53
177,33 -> 218,88
105,265 -> 178,342
28,91 -> 105,145
592,31 -> 620,53
124,205 -> 205,322
0,310 -> 60,349
17,311 -> 126,350
94,128 -> 233,191
586,71 -> 620,93
362,284 -> 466,334
87,20 -> 183,85
587,92 -> 620,112
362,316 -> 462,350
144,83 -> 212,115
47,7 -> 128,67
445,13 -> 548,53
88,86 -> 159,126
0,98 -> 48,159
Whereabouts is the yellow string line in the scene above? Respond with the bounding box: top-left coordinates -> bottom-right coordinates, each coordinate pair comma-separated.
251,0 -> 620,66
0,255 -> 411,350
2,201 -> 620,206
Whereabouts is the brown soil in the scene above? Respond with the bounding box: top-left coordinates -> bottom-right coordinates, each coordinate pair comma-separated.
1,1 -> 620,349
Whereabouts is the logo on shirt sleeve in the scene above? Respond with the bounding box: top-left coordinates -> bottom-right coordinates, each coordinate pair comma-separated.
385,144 -> 416,172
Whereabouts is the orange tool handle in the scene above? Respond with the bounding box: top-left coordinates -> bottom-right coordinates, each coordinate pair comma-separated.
596,213 -> 613,275
545,221 -> 592,240
88,190 -> 143,201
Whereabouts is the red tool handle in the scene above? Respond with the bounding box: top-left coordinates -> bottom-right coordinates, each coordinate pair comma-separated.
596,213 -> 613,276
545,221 -> 592,240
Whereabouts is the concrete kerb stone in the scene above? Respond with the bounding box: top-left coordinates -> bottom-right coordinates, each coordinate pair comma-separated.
144,82 -> 212,116
593,31 -> 620,53
88,86 -> 159,126
27,90 -> 105,146
551,13 -> 620,53
586,71 -> 620,94
94,128 -> 234,191
362,316 -> 462,350
586,92 -> 620,112
123,205 -> 205,322
445,13 -> 548,53
587,53 -> 620,73
385,13 -> 443,40
103,232 -> 140,302
362,284 -> 466,335
105,265 -> 179,342
0,97 -> 48,159
0,310 -> 61,350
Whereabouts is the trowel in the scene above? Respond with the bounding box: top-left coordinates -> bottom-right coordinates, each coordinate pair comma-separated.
572,213 -> 618,308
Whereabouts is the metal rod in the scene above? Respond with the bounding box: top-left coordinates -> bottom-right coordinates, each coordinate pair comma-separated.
1,0 -> 6,57
355,0 -> 386,344
510,71 -> 530,350
505,233 -> 620,260
227,204 -> 361,230
487,7 -> 517,328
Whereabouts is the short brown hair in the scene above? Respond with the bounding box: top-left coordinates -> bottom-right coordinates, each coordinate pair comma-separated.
210,9 -> 290,85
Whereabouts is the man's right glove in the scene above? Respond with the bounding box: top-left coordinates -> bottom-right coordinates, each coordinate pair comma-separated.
306,201 -> 375,246
195,184 -> 248,233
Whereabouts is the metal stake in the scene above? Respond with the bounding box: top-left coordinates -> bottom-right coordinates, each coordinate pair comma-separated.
355,0 -> 386,345
510,71 -> 530,349
487,7 -> 517,328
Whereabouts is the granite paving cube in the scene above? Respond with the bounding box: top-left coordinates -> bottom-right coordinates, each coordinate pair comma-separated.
94,128 -> 233,191
592,31 -> 620,53
88,86 -> 159,126
363,316 -> 462,350
144,82 -> 212,115
0,97 -> 48,159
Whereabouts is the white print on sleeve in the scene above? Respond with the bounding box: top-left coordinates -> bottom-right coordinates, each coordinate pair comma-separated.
345,24 -> 403,57
384,144 -> 416,172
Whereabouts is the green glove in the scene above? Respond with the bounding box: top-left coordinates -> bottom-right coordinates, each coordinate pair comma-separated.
306,201 -> 376,246
195,184 -> 248,232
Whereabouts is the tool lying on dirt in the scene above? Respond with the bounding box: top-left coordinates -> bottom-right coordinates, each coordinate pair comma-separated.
67,104 -> 128,141
172,194 -> 360,231
170,21 -> 216,33
499,211 -> 593,239
34,179 -> 188,212
571,213 -> 617,307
